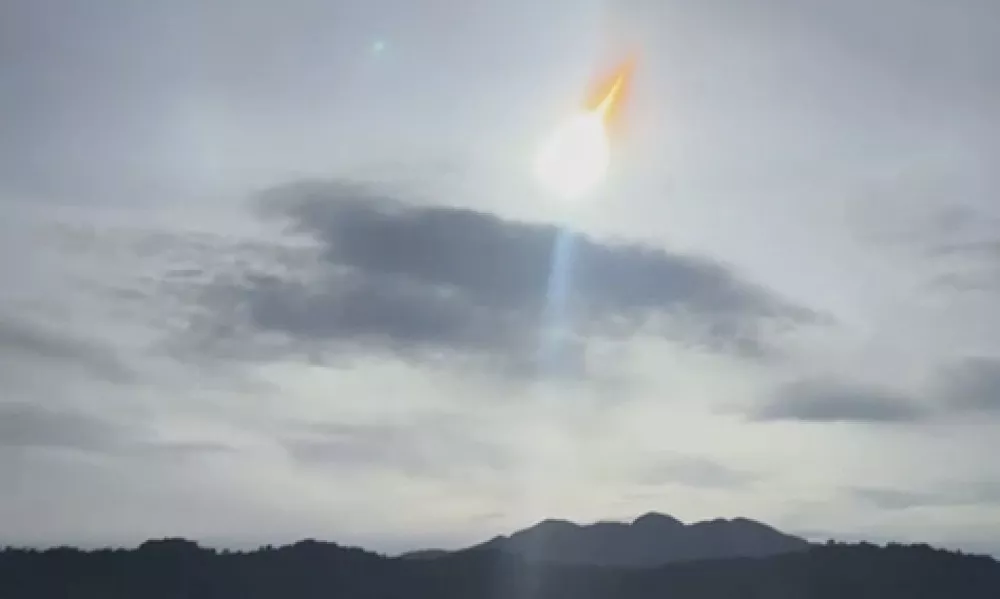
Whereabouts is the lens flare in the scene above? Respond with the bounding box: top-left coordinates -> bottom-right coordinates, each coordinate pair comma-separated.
534,59 -> 634,200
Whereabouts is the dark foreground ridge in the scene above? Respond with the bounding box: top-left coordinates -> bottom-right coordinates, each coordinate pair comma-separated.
1,538 -> 998,598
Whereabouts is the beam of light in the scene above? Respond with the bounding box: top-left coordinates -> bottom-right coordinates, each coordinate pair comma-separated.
537,227 -> 577,375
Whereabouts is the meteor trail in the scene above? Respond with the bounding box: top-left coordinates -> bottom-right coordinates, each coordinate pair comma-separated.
534,58 -> 635,200
587,57 -> 635,129
597,74 -> 625,115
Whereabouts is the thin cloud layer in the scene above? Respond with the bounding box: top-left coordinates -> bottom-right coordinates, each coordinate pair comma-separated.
636,455 -> 758,489
851,488 -> 956,511
284,419 -> 514,481
936,357 -> 1000,411
852,484 -> 1000,510
756,378 -> 926,423
0,402 -> 231,456
190,180 -> 817,374
0,317 -> 133,383
0,403 -> 121,452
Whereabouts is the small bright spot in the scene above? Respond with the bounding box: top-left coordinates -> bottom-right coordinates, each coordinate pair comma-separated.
372,40 -> 387,55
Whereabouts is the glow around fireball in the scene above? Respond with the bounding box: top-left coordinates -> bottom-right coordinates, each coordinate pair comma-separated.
534,60 -> 633,200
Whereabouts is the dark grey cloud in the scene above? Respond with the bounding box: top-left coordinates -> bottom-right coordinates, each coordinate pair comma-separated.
284,418 -> 513,480
0,403 -> 119,452
187,180 -> 818,373
0,317 -> 132,383
269,181 -> 808,318
756,378 -> 925,423
636,455 -> 757,489
936,357 -> 1000,411
0,402 -> 230,456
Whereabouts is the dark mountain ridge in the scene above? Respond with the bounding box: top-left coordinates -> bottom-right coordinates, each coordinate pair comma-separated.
407,511 -> 809,566
1,537 -> 998,598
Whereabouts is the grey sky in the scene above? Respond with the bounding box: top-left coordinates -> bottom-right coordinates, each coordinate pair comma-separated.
2,0 -> 999,556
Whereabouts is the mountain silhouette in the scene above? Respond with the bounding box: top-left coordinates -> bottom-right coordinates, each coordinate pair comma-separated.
410,512 -> 809,566
2,537 -> 998,598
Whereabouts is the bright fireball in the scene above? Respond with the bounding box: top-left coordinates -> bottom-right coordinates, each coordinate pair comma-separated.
535,60 -> 633,199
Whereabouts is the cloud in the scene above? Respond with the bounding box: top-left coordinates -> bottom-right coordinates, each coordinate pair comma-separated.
283,418 -> 513,481
0,403 -> 121,452
185,180 -> 818,375
636,454 -> 758,489
932,240 -> 1000,261
755,378 -> 925,423
852,484 -> 1000,510
900,203 -> 1000,294
936,357 -> 1000,411
925,239 -> 1000,294
851,487 -> 955,510
0,316 -> 133,383
0,402 -> 231,456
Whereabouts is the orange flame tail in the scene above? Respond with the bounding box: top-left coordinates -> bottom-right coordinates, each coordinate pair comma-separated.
584,56 -> 636,135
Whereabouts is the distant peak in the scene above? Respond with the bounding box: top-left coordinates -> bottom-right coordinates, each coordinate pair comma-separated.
729,517 -> 782,531
504,519 -> 581,545
632,512 -> 683,527
470,512 -> 809,567
693,517 -> 769,529
528,518 -> 580,531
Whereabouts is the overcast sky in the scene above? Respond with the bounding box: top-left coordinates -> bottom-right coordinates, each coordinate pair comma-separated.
2,0 -> 999,556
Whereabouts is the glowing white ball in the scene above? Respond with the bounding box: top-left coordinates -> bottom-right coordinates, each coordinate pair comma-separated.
534,111 -> 610,199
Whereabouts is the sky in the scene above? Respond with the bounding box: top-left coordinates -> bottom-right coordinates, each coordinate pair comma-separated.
1,0 -> 999,556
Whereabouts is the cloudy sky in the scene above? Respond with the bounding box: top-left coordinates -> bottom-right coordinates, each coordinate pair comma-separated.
2,0 -> 999,555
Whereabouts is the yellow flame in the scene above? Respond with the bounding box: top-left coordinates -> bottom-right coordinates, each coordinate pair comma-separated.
596,71 -> 627,117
